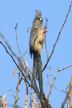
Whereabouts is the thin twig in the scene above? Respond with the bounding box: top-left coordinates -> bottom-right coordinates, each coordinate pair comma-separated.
61,90 -> 69,108
15,23 -> 24,62
46,69 -> 59,99
61,77 -> 72,108
0,32 -> 18,60
15,24 -> 31,80
44,18 -> 49,59
0,32 -> 31,79
15,23 -> 28,58
42,1 -> 72,72
57,64 -> 72,72
0,32 -> 31,80
46,64 -> 72,99
45,35 -> 49,59
24,83 -> 28,108
14,74 -> 22,108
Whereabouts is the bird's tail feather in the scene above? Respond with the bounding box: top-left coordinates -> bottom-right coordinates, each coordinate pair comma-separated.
32,52 -> 43,99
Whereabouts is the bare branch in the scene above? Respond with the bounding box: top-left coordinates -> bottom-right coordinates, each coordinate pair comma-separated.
15,23 -> 31,79
14,73 -> 22,108
45,35 -> 49,59
42,1 -> 72,72
57,64 -> 72,72
46,69 -> 59,99
0,40 -> 40,96
61,90 -> 69,108
44,18 -> 49,59
61,77 -> 72,108
24,94 -> 28,108
46,64 -> 72,99
15,23 -> 24,61
0,32 -> 18,60
0,32 -> 31,79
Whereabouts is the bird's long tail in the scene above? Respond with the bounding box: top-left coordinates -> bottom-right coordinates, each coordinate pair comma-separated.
32,52 -> 43,99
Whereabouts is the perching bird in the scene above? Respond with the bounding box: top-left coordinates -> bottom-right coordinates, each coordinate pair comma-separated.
30,10 -> 42,57
29,10 -> 47,96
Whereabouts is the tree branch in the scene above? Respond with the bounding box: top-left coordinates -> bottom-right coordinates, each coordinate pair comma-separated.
14,73 -> 22,108
46,69 -> 59,99
42,0 -> 72,72
0,40 -> 40,96
57,64 -> 72,72
15,23 -> 24,62
46,64 -> 72,99
44,18 -> 49,59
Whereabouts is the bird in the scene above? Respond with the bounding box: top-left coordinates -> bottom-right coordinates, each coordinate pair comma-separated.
29,10 -> 47,97
29,10 -> 43,57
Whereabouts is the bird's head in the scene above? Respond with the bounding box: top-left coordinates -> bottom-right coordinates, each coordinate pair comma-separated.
33,10 -> 43,28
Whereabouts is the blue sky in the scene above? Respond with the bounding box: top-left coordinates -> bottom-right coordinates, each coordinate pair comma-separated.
0,0 -> 72,108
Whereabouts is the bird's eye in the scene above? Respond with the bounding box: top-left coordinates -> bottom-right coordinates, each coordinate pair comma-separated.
36,18 -> 40,20
36,17 -> 43,23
